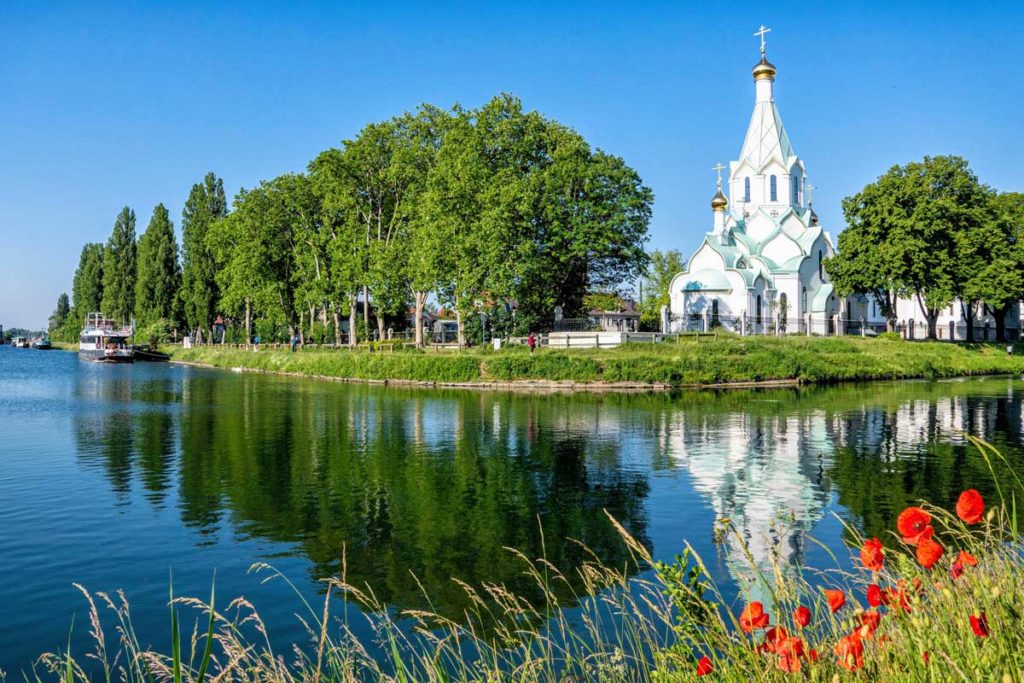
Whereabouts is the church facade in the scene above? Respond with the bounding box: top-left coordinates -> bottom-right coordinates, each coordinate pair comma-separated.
669,36 -> 840,335
667,32 -> 1018,340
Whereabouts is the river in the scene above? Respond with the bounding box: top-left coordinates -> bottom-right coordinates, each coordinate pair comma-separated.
1,345 -> 1022,673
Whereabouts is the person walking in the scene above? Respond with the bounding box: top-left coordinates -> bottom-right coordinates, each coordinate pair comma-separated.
527,332 -> 536,354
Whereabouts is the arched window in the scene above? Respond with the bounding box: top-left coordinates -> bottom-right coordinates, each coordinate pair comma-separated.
818,250 -> 823,280
770,175 -> 777,202
756,294 -> 762,324
802,286 -> 807,314
792,176 -> 799,204
744,177 -> 751,202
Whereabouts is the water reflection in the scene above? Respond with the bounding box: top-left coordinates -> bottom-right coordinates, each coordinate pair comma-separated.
70,371 -> 1024,618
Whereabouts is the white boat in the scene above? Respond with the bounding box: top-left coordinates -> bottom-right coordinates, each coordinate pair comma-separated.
79,313 -> 134,363
12,336 -> 29,349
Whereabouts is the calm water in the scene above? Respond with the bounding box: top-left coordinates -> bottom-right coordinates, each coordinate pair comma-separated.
2,346 -> 1024,672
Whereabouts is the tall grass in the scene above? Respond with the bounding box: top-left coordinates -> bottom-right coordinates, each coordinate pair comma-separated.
169,337 -> 1024,388
30,439 -> 1024,682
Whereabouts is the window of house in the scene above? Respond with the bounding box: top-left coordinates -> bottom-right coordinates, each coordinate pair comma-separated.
744,177 -> 751,202
770,175 -> 777,202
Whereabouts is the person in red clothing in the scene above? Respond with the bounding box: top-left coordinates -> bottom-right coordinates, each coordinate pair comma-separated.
527,332 -> 536,353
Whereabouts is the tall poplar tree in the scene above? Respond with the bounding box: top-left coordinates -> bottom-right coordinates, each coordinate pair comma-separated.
48,293 -> 70,334
135,203 -> 181,326
100,206 -> 138,323
71,242 -> 105,324
181,172 -> 227,340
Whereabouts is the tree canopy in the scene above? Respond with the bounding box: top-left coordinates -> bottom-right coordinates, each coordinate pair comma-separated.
100,207 -> 137,323
135,203 -> 181,327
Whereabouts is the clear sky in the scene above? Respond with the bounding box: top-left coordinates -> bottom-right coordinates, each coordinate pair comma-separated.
1,1 -> 1021,329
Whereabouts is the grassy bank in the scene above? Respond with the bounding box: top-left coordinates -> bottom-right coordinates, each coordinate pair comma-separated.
167,336 -> 1024,387
34,438 -> 1024,681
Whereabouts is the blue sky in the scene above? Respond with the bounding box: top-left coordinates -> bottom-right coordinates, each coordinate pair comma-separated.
1,1 -> 1021,328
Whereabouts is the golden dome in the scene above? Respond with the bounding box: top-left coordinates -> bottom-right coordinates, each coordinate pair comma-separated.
711,189 -> 728,211
752,57 -> 777,81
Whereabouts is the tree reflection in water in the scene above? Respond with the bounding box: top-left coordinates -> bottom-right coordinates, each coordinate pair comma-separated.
72,371 -> 1024,620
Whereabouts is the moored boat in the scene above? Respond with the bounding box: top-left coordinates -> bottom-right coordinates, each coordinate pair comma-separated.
12,336 -> 29,348
79,313 -> 134,363
31,337 -> 52,350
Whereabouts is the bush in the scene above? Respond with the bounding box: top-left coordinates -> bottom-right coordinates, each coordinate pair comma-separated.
877,331 -> 902,341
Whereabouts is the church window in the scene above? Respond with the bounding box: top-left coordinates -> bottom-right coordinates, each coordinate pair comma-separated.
770,175 -> 777,202
802,286 -> 807,313
711,299 -> 719,327
744,177 -> 751,202
756,294 -> 762,324
792,176 -> 799,204
818,251 -> 823,280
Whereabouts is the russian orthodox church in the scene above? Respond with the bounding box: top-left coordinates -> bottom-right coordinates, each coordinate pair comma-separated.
669,28 -> 1019,341
668,30 -> 841,334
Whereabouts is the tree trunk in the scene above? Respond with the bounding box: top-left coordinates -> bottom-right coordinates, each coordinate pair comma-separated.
348,295 -> 358,348
963,300 -> 975,342
456,309 -> 465,347
244,298 -> 251,349
362,285 -> 369,338
995,303 -> 1010,343
333,305 -> 343,346
376,314 -> 385,342
414,291 -> 427,348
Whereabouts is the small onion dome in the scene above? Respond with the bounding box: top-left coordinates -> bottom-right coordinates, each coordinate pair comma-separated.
711,189 -> 728,211
752,57 -> 777,81
809,208 -> 819,226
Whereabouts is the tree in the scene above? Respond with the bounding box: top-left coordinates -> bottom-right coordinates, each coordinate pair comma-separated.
828,156 -> 989,339
100,207 -> 137,323
48,293 -> 70,334
71,243 -> 105,325
639,250 -> 684,330
967,192 -> 1024,341
182,172 -> 227,341
135,203 -> 181,327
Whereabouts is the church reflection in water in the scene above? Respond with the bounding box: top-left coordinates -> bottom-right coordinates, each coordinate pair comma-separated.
72,370 -> 1024,618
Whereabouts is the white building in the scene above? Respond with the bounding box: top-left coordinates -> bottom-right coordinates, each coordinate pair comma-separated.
668,30 -> 1019,341
669,31 -> 840,335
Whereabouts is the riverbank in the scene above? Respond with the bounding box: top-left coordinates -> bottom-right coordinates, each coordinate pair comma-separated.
166,336 -> 1024,389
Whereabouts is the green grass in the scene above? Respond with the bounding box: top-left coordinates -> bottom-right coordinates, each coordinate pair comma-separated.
166,336 -> 1024,387
31,439 -> 1024,682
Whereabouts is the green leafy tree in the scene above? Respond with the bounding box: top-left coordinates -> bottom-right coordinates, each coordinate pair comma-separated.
70,242 -> 104,326
100,207 -> 137,323
828,156 -> 989,338
48,292 -> 70,335
639,249 -> 684,330
182,172 -> 227,341
135,203 -> 181,327
966,192 -> 1024,341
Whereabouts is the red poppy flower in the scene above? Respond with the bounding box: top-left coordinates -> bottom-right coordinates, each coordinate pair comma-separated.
793,605 -> 811,628
759,626 -> 789,654
957,550 -> 978,566
897,507 -> 933,545
740,601 -> 770,632
696,655 -> 713,676
884,584 -> 912,612
866,584 -> 883,607
776,637 -> 805,673
922,651 -> 930,666
825,589 -> 846,613
860,538 -> 885,572
835,633 -> 864,671
808,648 -> 820,662
916,538 -> 944,569
956,490 -> 984,525
970,611 -> 989,638
858,610 -> 882,639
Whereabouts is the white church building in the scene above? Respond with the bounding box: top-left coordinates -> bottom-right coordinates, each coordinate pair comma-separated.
668,29 -> 1018,341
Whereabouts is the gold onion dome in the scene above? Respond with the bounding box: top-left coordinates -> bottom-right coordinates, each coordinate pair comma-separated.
711,189 -> 728,211
752,56 -> 777,81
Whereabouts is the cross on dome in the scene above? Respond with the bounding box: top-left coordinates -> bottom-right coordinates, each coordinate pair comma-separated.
754,25 -> 771,57
806,183 -> 816,205
712,162 -> 726,190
